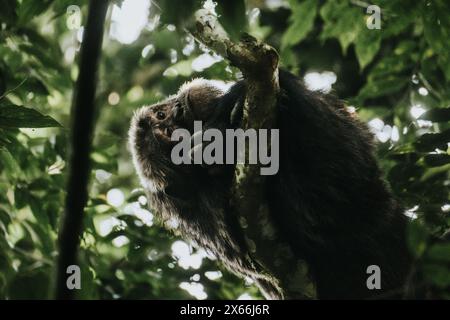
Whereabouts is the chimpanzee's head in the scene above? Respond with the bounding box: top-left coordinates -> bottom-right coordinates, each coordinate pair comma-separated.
128,79 -> 225,191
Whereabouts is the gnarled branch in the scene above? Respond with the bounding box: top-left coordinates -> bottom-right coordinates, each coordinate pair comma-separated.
193,9 -> 316,299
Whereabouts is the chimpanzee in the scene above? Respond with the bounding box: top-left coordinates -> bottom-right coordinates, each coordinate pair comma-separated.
128,69 -> 412,299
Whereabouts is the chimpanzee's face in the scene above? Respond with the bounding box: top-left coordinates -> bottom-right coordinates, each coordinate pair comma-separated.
128,98 -> 184,188
134,99 -> 183,144
128,79 -> 225,189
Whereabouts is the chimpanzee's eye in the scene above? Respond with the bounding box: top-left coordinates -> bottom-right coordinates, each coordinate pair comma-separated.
156,111 -> 166,120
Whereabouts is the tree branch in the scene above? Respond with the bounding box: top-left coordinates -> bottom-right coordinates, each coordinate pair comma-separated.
55,0 -> 109,300
194,10 -> 316,299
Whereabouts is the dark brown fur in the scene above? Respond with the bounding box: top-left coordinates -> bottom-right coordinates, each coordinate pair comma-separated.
129,70 -> 412,299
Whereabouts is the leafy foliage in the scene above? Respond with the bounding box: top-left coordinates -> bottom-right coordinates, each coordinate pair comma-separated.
0,0 -> 448,299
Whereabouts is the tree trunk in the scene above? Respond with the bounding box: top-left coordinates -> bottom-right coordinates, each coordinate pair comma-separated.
55,0 -> 109,300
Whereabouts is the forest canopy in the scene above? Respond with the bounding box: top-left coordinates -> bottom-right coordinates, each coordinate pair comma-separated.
0,0 -> 449,299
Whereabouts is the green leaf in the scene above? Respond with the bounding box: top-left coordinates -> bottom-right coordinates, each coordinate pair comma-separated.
407,220 -> 428,258
423,263 -> 450,288
358,76 -> 408,99
420,108 -> 450,122
382,13 -> 413,38
320,1 -> 362,54
414,129 -> 450,152
14,185 -> 29,210
0,0 -> 18,25
0,149 -> 21,179
21,77 -> 50,96
428,243 -> 450,263
355,29 -> 381,69
8,270 -> 51,299
159,0 -> 199,27
216,0 -> 247,41
423,154 -> 450,167
28,195 -> 50,226
19,44 -> 62,71
75,262 -> 97,299
16,0 -> 54,26
0,104 -> 61,128
281,0 -> 317,50
17,28 -> 52,49
422,1 -> 450,81
369,41 -> 417,79
0,68 -> 6,97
